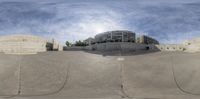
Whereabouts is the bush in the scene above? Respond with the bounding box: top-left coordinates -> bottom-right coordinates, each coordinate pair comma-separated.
65,41 -> 72,47
75,40 -> 88,46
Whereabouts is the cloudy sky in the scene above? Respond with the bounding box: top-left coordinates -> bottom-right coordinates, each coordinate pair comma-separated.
0,0 -> 200,44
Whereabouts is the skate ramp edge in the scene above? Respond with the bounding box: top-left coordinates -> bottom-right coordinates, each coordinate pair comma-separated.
122,52 -> 200,98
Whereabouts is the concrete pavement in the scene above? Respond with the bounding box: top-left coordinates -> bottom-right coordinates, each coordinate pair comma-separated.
0,51 -> 200,99
0,53 -> 19,96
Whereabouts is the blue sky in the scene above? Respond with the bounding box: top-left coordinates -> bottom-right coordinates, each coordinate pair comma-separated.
0,0 -> 200,44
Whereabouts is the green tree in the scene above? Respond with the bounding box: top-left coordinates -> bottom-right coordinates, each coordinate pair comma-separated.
65,41 -> 71,47
75,40 -> 87,46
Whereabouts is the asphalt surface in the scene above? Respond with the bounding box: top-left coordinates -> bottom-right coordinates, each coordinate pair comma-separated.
0,51 -> 200,99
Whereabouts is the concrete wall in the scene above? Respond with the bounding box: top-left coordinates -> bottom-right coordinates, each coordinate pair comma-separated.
64,38 -> 200,53
182,38 -> 200,52
64,42 -> 200,53
83,43 -> 189,52
63,46 -> 85,51
63,42 -> 160,52
155,44 -> 185,51
155,39 -> 200,53
0,35 -> 49,54
137,35 -> 159,44
0,35 -> 64,54
184,45 -> 200,53
88,42 -> 148,51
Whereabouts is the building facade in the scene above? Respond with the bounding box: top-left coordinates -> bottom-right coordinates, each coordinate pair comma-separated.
95,30 -> 136,43
84,37 -> 95,45
137,35 -> 159,44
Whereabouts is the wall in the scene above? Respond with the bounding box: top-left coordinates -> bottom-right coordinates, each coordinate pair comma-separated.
88,42 -> 148,51
137,35 -> 159,44
84,43 -> 189,52
155,44 -> 185,51
0,35 -> 51,54
182,39 -> 200,52
63,46 -> 85,51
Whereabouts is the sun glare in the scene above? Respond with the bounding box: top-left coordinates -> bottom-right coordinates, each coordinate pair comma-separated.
92,24 -> 107,33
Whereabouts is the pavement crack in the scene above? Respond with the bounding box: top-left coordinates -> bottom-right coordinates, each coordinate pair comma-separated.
119,63 -> 132,99
171,54 -> 200,96
17,55 -> 22,95
119,49 -> 132,99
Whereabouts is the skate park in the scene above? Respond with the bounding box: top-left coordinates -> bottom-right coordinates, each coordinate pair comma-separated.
0,32 -> 200,99
1,0 -> 200,98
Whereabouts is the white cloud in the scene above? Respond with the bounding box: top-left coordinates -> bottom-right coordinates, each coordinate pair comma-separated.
42,5 -> 127,44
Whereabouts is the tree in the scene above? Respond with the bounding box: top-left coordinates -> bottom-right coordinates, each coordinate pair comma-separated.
75,40 -> 87,46
65,41 -> 71,47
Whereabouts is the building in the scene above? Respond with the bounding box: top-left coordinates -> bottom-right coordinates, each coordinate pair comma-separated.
95,30 -> 136,43
84,37 -> 95,45
81,30 -> 161,51
52,39 -> 63,51
137,35 -> 159,44
0,34 -> 62,54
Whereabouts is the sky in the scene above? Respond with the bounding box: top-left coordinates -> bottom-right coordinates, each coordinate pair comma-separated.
0,0 -> 200,44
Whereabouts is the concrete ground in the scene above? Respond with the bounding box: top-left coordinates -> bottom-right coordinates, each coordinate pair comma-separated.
0,51 -> 200,99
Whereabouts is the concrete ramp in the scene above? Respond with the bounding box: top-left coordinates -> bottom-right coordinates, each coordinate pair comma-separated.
172,53 -> 200,95
19,52 -> 69,95
121,52 -> 186,98
15,51 -> 122,98
47,52 -> 122,98
1,51 -> 200,99
0,53 -> 19,96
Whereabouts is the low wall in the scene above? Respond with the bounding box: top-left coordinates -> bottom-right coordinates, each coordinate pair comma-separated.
64,42 -> 200,53
155,44 -> 185,51
88,42 -> 152,51
63,46 -> 85,51
184,44 -> 200,53
63,42 -> 164,52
